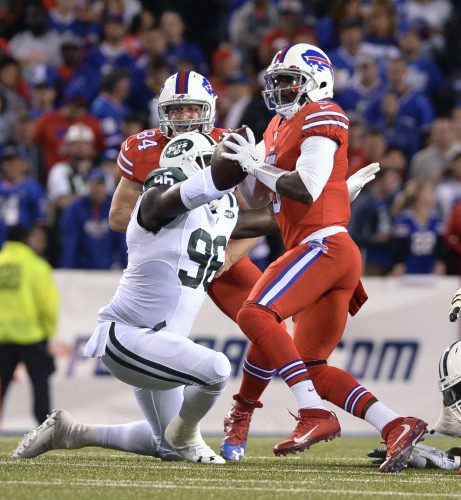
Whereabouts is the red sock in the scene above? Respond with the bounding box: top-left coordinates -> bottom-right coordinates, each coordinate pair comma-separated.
308,363 -> 377,418
237,303 -> 308,387
239,343 -> 274,402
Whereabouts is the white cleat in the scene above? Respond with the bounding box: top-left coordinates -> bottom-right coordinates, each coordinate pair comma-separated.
12,409 -> 74,459
165,415 -> 225,464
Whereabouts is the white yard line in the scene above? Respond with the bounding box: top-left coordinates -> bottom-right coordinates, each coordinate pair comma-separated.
0,480 -> 459,497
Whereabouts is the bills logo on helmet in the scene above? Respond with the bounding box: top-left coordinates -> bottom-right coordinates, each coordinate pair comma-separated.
301,49 -> 332,74
164,138 -> 194,158
202,77 -> 215,96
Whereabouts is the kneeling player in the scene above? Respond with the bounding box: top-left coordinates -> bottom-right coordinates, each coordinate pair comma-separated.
12,132 -> 246,464
369,339 -> 461,471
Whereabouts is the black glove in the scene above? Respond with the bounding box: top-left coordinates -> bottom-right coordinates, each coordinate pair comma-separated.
367,447 -> 386,466
449,288 -> 461,322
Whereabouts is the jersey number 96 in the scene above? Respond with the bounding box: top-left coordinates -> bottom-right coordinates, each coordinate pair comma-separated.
178,228 -> 226,291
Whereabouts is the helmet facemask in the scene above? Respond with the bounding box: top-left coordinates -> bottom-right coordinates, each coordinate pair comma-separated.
262,68 -> 317,119
157,72 -> 216,139
158,100 -> 214,138
185,149 -> 213,175
262,44 -> 334,119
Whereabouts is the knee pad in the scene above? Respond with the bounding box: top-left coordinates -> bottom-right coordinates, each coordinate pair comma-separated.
237,303 -> 277,331
200,352 -> 230,394
212,351 -> 231,383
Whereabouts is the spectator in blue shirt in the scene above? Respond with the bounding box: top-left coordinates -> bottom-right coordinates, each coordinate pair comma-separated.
0,143 -> 47,247
365,57 -> 434,133
28,64 -> 58,119
367,91 -> 421,158
315,0 -> 363,53
335,53 -> 384,115
391,179 -> 446,275
90,70 -> 130,152
349,164 -> 403,276
329,19 -> 365,91
59,168 -> 126,270
398,27 -> 443,99
47,1 -> 93,41
77,14 -> 136,103
159,10 -> 207,75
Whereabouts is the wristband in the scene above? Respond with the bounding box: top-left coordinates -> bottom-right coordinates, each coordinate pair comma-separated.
254,163 -> 287,192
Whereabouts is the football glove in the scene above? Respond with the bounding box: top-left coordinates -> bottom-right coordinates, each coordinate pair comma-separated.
449,286 -> 461,322
222,127 -> 260,175
346,162 -> 380,202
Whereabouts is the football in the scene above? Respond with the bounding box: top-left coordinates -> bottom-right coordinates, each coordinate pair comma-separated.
211,126 -> 249,190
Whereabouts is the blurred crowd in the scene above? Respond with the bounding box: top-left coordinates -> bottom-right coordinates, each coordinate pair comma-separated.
0,0 -> 461,276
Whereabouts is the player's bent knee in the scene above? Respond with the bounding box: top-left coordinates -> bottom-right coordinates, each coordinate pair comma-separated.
237,303 -> 276,334
213,352 -> 231,382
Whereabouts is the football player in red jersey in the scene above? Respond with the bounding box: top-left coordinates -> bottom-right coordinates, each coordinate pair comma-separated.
219,43 -> 427,472
111,70 -> 262,322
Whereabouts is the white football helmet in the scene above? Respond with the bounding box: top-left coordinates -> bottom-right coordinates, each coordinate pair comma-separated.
158,71 -> 217,138
262,43 -> 334,119
438,340 -> 461,423
158,131 -> 217,178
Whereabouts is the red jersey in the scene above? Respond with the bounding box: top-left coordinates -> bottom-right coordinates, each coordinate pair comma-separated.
34,110 -> 105,172
117,127 -> 227,184
262,100 -> 350,250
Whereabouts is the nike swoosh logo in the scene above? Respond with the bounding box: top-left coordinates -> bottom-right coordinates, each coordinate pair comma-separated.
393,424 -> 411,447
320,105 -> 333,109
293,425 -> 319,444
124,141 -> 130,151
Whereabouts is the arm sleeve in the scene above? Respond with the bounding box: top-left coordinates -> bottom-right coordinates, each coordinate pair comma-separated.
295,136 -> 338,202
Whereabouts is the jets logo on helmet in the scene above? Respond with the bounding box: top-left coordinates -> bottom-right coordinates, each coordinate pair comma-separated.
164,138 -> 194,158
159,131 -> 217,178
262,43 -> 335,119
157,71 -> 217,138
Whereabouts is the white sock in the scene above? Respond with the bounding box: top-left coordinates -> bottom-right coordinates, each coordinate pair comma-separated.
291,380 -> 325,410
133,386 -> 183,455
179,380 -> 227,426
95,420 -> 158,456
364,401 -> 400,433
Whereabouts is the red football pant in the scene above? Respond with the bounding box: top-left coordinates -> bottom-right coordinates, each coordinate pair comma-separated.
208,256 -> 262,323
237,233 -> 377,415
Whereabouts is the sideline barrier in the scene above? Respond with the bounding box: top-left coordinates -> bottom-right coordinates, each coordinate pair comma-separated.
2,271 -> 460,435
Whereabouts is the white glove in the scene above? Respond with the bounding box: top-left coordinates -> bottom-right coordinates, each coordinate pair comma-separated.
222,127 -> 260,175
449,287 -> 461,322
346,162 -> 380,202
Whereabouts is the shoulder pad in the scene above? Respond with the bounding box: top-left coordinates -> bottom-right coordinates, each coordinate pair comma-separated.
301,101 -> 349,140
143,167 -> 188,191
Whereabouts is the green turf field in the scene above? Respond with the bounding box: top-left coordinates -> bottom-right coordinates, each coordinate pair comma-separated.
1,436 -> 460,499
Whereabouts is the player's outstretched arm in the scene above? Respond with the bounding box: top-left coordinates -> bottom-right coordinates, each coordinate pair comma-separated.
347,163 -> 380,202
140,166 -> 234,232
109,177 -> 143,232
449,287 -> 461,322
139,184 -> 188,232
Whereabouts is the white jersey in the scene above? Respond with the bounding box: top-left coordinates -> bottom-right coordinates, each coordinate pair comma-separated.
98,166 -> 239,336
